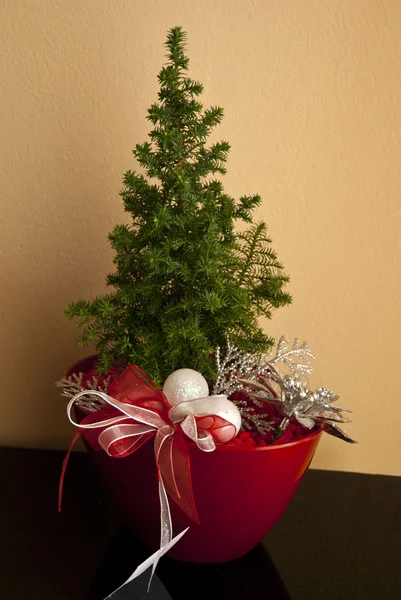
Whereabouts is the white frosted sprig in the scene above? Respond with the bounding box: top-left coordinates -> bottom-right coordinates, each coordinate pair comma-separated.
56,372 -> 110,413
268,336 -> 315,378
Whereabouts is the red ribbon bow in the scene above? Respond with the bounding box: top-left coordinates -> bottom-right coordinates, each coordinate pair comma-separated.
59,364 -> 217,595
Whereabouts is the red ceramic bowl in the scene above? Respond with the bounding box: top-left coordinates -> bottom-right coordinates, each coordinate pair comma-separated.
68,357 -> 321,563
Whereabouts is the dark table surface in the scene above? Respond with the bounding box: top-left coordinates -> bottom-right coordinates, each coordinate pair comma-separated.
2,446 -> 400,600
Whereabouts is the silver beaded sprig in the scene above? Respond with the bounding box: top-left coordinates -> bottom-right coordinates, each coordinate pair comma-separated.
56,372 -> 110,413
233,398 -> 275,434
213,338 -> 274,397
213,338 -> 279,434
267,336 -> 314,380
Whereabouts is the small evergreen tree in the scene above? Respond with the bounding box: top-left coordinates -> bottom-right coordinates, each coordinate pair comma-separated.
66,27 -> 291,386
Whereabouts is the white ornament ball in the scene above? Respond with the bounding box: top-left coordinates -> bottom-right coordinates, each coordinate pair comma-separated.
163,368 -> 209,407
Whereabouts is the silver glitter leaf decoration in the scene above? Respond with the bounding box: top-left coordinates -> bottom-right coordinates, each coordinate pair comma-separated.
214,337 -> 356,443
274,381 -> 354,438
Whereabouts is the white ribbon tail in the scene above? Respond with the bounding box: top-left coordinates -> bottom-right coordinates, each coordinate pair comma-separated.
64,387 -> 213,599
104,527 -> 189,599
153,426 -> 175,563
148,478 -> 172,587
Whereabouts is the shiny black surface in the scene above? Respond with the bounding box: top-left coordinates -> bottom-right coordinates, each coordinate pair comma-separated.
2,447 -> 400,599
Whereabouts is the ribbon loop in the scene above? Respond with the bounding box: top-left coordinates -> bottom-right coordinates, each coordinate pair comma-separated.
180,414 -> 216,452
98,423 -> 156,457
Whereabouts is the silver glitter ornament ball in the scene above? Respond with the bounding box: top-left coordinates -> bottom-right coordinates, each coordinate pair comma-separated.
163,369 -> 209,407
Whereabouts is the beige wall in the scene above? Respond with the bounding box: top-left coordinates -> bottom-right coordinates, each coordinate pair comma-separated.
1,0 -> 400,475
